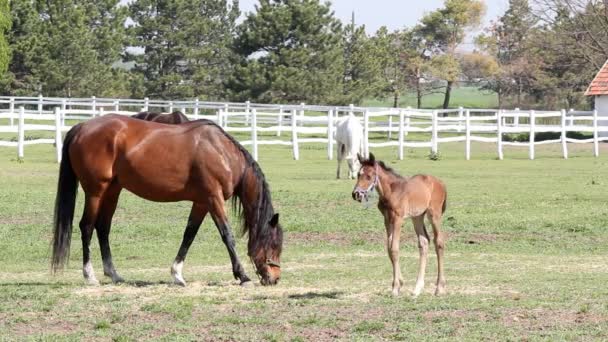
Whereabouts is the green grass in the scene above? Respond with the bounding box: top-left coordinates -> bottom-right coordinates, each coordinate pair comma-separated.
0,136 -> 607,340
364,86 -> 499,109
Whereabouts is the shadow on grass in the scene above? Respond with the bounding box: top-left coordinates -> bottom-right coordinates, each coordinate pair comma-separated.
288,291 -> 343,300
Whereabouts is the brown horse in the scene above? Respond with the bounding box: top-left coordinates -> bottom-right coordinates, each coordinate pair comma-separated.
52,115 -> 283,286
352,153 -> 447,297
131,111 -> 190,124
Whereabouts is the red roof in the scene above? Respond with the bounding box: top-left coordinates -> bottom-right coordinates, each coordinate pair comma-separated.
585,60 -> 608,96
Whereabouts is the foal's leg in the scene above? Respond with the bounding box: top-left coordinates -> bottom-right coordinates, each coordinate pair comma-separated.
95,182 -> 124,283
412,215 -> 430,297
80,194 -> 103,285
384,214 -> 404,296
427,209 -> 446,295
171,203 -> 207,286
208,196 -> 251,285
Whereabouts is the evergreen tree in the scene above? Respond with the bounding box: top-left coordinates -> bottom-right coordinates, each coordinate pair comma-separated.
127,0 -> 239,100
229,0 -> 343,104
0,0 -> 10,77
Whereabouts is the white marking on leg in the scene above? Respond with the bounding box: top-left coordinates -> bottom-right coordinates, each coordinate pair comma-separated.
83,261 -> 99,286
171,260 -> 186,286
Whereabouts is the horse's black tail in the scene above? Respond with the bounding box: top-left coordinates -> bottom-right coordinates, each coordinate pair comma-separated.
51,124 -> 81,273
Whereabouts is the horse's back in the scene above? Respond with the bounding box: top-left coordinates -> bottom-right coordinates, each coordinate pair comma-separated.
336,114 -> 363,153
407,174 -> 447,210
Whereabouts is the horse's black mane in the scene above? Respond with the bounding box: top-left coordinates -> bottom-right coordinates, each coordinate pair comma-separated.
188,119 -> 282,255
362,158 -> 403,179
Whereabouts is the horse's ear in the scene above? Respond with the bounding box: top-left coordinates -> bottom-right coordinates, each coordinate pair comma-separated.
368,152 -> 376,164
357,153 -> 364,164
269,213 -> 279,227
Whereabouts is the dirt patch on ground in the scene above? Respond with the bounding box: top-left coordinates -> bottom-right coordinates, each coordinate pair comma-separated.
502,308 -> 607,330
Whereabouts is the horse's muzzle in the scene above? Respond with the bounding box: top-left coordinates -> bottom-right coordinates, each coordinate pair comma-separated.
352,190 -> 363,202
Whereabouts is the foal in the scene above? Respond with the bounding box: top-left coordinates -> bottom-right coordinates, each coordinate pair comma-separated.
352,153 -> 447,297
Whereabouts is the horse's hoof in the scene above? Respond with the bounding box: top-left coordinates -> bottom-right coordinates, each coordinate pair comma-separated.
391,289 -> 400,297
173,277 -> 186,287
112,275 -> 125,284
240,280 -> 254,287
85,278 -> 100,286
435,287 -> 446,296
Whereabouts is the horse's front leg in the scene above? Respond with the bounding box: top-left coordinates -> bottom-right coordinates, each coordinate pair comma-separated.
171,203 -> 207,286
384,213 -> 404,296
209,197 -> 251,286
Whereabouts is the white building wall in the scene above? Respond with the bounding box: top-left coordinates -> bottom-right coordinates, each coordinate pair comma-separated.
596,96 -> 608,137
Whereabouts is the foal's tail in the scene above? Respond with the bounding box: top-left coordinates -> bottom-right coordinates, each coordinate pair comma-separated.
442,192 -> 447,214
51,124 -> 81,273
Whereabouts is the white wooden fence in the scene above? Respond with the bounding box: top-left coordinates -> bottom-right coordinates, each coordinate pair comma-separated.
0,96 -> 605,163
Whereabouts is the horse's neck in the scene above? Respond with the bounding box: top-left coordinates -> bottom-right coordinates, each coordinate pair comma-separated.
376,169 -> 403,208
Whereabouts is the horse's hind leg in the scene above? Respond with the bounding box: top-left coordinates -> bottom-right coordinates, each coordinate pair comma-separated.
427,208 -> 446,296
171,203 -> 207,286
208,195 -> 251,285
95,182 -> 124,283
80,194 -> 103,285
412,215 -> 429,297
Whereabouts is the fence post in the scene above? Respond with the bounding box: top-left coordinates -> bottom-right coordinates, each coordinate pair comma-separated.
277,105 -> 283,137
465,109 -> 471,160
514,108 -> 520,127
388,114 -> 393,140
245,100 -> 251,126
327,109 -> 334,160
349,104 -> 354,116
497,109 -> 503,160
144,97 -> 149,112
194,98 -> 199,120
180,106 -> 186,115
168,101 -> 173,113
54,107 -> 62,163
569,108 -> 574,127
529,110 -> 535,160
99,107 -> 105,117
299,103 -> 305,127
216,108 -> 222,126
398,109 -> 404,160
61,99 -> 67,126
91,96 -> 96,116
251,108 -> 258,161
404,106 -> 411,137
37,94 -> 43,115
593,109 -> 599,157
458,106 -> 464,132
561,109 -> 568,159
114,100 -> 120,113
18,106 -> 24,159
291,109 -> 299,160
363,109 -> 370,157
9,96 -> 14,126
431,110 -> 438,155
223,103 -> 229,128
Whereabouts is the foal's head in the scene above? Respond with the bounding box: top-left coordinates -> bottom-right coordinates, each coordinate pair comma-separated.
250,213 -> 283,285
352,153 -> 379,202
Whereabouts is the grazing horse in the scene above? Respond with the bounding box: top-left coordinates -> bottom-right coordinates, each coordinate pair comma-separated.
52,115 -> 283,286
131,111 -> 190,124
352,153 -> 447,297
335,112 -> 363,179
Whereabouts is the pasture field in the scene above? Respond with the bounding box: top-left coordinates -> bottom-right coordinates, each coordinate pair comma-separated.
0,137 -> 607,341
363,86 -> 499,109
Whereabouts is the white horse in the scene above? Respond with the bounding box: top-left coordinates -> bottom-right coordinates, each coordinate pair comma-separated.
335,112 -> 364,179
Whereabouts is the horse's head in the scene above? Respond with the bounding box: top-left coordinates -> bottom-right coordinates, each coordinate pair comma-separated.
352,153 -> 378,202
251,213 -> 283,285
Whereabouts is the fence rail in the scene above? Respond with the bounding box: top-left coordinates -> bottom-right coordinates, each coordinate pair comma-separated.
0,96 -> 605,163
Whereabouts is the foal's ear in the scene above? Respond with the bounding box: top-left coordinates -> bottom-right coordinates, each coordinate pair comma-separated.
368,152 -> 376,164
269,213 -> 280,227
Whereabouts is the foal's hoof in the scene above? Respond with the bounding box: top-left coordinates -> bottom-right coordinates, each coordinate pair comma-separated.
391,288 -> 400,297
435,287 -> 446,296
240,280 -> 254,287
172,276 -> 187,287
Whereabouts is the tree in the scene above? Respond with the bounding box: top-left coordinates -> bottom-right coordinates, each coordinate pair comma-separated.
228,0 -> 343,104
0,0 -> 10,77
3,0 -> 129,97
339,14 -> 383,105
416,0 -> 486,108
128,0 -> 239,100
476,0 -> 538,108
